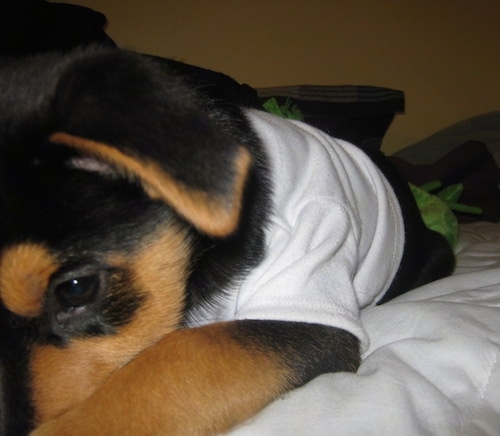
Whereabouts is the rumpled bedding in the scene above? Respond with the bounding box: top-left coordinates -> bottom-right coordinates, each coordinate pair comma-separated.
229,222 -> 500,435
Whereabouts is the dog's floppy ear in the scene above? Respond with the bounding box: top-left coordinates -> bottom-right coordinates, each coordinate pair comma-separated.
50,132 -> 251,238
48,49 -> 253,238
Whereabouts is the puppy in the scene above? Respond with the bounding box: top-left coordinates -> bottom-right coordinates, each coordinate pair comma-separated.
0,47 -> 454,435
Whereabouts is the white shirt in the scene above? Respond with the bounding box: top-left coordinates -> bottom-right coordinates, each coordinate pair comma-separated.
189,109 -> 404,349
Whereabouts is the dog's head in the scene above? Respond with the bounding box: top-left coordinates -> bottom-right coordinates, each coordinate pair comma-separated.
0,48 -> 253,426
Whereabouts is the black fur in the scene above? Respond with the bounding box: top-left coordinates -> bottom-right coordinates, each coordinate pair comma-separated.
364,149 -> 455,303
0,307 -> 36,435
231,320 -> 360,386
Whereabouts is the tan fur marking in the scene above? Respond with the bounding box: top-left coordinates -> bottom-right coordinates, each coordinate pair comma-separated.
31,225 -> 192,423
31,322 -> 291,436
50,132 -> 252,237
0,243 -> 58,317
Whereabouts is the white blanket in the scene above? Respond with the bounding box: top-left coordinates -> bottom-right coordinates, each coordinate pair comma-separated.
229,222 -> 500,435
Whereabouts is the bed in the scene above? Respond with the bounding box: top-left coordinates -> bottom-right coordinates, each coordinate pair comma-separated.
228,220 -> 500,435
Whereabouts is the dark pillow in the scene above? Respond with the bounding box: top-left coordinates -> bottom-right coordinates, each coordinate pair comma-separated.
391,141 -> 500,223
257,85 -> 405,150
394,111 -> 500,168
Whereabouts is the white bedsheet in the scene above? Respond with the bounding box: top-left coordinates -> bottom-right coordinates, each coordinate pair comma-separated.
229,222 -> 500,435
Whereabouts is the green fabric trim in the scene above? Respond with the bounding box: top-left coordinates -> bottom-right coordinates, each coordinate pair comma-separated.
263,97 -> 303,120
409,181 -> 482,250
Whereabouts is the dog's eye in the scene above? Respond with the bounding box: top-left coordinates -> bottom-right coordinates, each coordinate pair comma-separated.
54,274 -> 100,307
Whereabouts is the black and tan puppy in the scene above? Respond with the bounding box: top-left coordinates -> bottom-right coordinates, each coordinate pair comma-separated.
0,47 -> 454,435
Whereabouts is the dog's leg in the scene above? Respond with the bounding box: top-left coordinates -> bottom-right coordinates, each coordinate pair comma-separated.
31,320 -> 359,435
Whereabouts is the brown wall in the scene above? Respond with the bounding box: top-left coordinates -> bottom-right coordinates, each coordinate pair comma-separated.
64,0 -> 500,154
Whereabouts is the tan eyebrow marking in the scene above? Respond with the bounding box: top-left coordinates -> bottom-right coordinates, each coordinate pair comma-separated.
0,243 -> 59,317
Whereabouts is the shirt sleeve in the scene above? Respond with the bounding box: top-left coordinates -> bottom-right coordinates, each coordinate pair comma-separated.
233,197 -> 371,349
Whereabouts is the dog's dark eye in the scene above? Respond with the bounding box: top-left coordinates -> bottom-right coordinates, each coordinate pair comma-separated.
54,274 -> 100,307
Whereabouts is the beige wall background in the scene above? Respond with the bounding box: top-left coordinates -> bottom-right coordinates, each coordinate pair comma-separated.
65,0 -> 500,154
